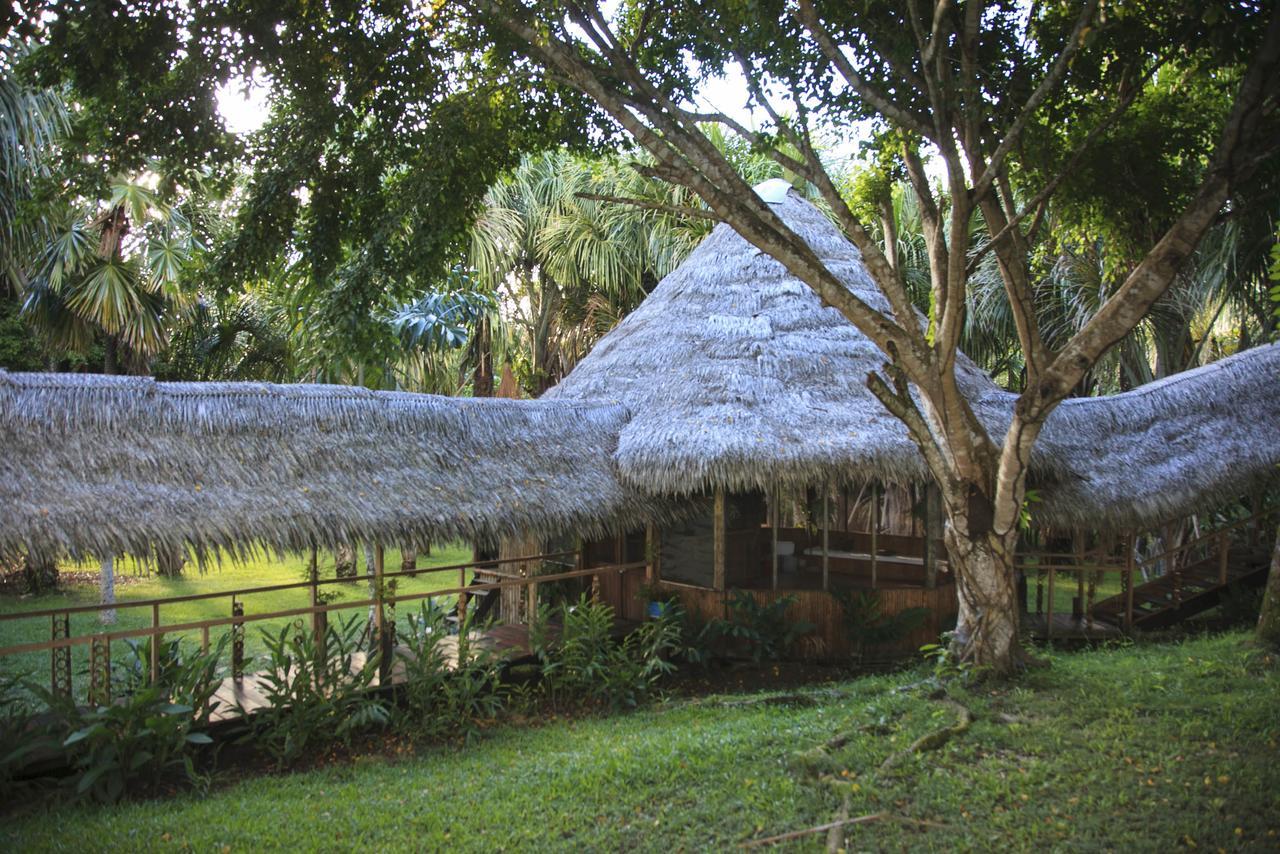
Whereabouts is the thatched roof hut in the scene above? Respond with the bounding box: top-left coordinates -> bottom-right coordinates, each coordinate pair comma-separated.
1,183 -> 1275,561
546,181 -> 1280,528
0,372 -> 678,561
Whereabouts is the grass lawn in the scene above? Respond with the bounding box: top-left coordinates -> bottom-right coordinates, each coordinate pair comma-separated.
4,631 -> 1277,851
0,543 -> 479,699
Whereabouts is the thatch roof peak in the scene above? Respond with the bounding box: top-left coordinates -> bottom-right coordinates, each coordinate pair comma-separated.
546,188 -> 1280,527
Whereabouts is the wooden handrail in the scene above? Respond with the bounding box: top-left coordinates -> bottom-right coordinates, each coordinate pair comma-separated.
1135,509 -> 1276,569
0,559 -> 647,659
0,550 -> 579,623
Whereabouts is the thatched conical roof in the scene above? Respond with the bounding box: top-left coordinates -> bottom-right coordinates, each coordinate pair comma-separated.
0,371 -> 679,561
547,183 -> 1280,527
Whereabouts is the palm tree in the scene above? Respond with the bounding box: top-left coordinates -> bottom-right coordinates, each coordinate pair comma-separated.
21,175 -> 204,373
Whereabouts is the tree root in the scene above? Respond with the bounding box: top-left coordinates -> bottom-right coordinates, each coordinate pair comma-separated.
880,698 -> 973,772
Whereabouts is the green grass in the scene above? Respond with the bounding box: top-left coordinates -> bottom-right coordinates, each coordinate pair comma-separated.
0,544 -> 477,698
5,631 -> 1278,851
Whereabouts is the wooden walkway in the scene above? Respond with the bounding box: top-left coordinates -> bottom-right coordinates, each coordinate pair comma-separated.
207,619 -> 641,725
1023,612 -> 1123,641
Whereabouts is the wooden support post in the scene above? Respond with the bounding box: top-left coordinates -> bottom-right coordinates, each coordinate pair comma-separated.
1124,532 -> 1136,633
89,635 -> 110,706
821,485 -> 830,592
308,546 -> 321,644
714,488 -> 727,592
457,562 -> 468,633
231,597 -> 245,680
870,482 -> 879,590
1073,530 -> 1086,622
923,482 -> 940,590
50,613 -> 71,700
769,489 -> 778,592
150,603 -> 161,685
645,524 -> 660,586
201,625 -> 210,654
1217,531 -> 1230,586
1046,568 -> 1056,641
375,544 -> 390,681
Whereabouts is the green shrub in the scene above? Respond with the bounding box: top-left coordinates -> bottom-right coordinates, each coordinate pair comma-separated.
243,615 -> 390,764
394,602 -> 506,744
831,589 -> 929,661
531,595 -> 680,711
719,591 -> 815,663
56,637 -> 227,803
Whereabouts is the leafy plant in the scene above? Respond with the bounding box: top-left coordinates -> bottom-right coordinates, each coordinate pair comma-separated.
532,595 -> 680,711
831,589 -> 929,662
718,590 -> 815,663
395,601 -> 506,744
56,637 -> 227,803
243,614 -> 390,765
0,673 -> 62,798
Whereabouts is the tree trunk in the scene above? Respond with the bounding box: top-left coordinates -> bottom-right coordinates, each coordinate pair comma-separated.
1256,531 -> 1280,649
334,543 -> 357,579
21,552 -> 59,594
154,544 -> 186,578
944,524 -> 1023,677
473,315 -> 494,398
99,556 -> 117,625
103,335 -> 119,376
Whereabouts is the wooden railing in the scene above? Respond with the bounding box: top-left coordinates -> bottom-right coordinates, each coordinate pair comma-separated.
0,549 -> 647,705
1017,507 -> 1276,639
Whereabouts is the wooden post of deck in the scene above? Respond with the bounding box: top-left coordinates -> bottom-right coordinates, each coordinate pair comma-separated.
1217,531 -> 1229,586
870,482 -> 879,590
923,482 -> 941,590
374,544 -> 389,681
1074,530 -> 1086,622
1124,531 -> 1136,633
821,485 -> 830,592
645,524 -> 659,586
308,546 -> 322,645
150,603 -> 161,685
769,488 -> 778,591
1046,567 -> 1056,641
714,488 -> 727,592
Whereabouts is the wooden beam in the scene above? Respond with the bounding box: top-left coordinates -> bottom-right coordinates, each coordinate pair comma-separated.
923,481 -> 941,590
770,488 -> 779,591
713,489 -> 726,592
870,482 -> 879,590
821,485 -> 830,592
645,523 -> 660,585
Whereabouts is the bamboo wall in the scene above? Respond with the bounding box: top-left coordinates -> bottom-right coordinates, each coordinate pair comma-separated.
653,580 -> 958,663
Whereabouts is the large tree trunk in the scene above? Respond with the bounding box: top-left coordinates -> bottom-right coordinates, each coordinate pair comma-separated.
99,556 -> 116,625
154,544 -> 186,578
334,543 -> 357,579
21,552 -> 59,594
1256,531 -> 1280,649
945,525 -> 1023,676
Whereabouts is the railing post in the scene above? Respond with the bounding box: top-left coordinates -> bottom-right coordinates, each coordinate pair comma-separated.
457,563 -> 468,635
50,613 -> 71,700
1217,531 -> 1230,586
1046,567 -> 1056,641
1124,533 -> 1136,633
1035,568 -> 1044,616
88,635 -> 110,706
374,545 -> 389,682
150,603 -> 161,685
231,597 -> 245,681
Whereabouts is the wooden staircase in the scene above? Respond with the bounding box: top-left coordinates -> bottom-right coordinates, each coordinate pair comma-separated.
1090,543 -> 1272,631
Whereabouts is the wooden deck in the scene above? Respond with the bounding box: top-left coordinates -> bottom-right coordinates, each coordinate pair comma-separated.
1023,612 -> 1124,641
207,618 -> 642,724
208,624 -> 547,724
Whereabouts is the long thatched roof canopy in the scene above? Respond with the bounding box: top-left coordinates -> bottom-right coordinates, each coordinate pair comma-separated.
0,372 -> 680,561
546,182 -> 1280,528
